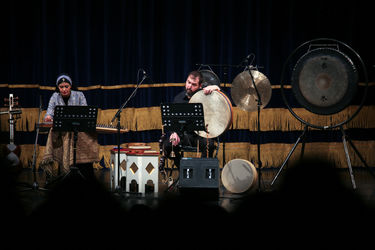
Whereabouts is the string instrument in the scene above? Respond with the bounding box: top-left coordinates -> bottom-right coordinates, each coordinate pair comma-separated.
1,94 -> 22,168
37,122 -> 129,134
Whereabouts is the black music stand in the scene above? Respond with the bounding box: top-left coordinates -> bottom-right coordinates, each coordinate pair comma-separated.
160,103 -> 206,191
161,103 -> 206,135
53,105 -> 98,180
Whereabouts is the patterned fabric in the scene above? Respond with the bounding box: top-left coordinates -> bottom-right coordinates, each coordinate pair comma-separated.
45,90 -> 87,120
42,130 -> 99,176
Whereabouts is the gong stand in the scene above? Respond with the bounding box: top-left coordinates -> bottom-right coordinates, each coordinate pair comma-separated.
269,124 -> 305,186
270,123 -> 373,189
270,38 -> 372,189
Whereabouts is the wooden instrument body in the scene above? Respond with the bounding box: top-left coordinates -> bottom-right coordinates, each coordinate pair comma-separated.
38,122 -> 128,134
2,94 -> 22,168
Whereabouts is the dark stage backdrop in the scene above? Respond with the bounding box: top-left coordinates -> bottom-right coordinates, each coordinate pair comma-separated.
1,0 -> 374,169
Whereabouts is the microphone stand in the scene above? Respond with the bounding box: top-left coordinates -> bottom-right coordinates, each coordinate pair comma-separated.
111,71 -> 147,193
21,95 -> 48,192
246,65 -> 263,192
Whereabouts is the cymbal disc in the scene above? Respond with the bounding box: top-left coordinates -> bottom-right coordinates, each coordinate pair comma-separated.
231,70 -> 272,112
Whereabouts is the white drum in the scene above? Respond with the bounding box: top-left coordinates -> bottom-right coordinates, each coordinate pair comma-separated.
189,90 -> 233,138
221,159 -> 258,193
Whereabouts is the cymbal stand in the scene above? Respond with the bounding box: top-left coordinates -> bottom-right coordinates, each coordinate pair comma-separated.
247,65 -> 263,192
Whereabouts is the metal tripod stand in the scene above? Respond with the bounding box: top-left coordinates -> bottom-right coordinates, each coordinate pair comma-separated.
270,125 -> 375,189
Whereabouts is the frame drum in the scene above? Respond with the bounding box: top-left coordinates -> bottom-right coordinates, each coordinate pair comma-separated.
221,159 -> 258,193
189,90 -> 233,138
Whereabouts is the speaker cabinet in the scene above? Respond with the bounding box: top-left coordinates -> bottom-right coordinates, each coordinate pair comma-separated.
179,158 -> 219,189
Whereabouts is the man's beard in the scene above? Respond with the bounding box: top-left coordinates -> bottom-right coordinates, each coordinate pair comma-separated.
186,89 -> 197,98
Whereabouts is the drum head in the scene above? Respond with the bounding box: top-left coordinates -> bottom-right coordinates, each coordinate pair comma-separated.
291,48 -> 358,115
189,90 -> 232,138
221,159 -> 258,193
199,69 -> 221,88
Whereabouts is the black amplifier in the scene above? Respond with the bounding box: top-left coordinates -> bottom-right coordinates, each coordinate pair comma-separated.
179,158 -> 220,189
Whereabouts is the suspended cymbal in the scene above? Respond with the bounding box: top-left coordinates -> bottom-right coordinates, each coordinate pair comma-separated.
231,70 -> 272,112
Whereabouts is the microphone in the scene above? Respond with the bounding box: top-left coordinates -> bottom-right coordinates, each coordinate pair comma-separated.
141,68 -> 154,84
140,69 -> 147,79
111,68 -> 148,124
243,54 -> 263,70
138,68 -> 149,83
244,53 -> 255,65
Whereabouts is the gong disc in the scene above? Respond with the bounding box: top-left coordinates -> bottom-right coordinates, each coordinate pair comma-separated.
291,48 -> 358,115
231,70 -> 272,112
199,69 -> 221,88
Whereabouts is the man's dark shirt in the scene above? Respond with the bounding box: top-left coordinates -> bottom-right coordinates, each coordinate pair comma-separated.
173,90 -> 190,103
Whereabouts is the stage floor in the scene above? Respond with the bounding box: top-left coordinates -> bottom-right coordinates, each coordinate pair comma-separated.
13,166 -> 375,216
3,165 -> 375,247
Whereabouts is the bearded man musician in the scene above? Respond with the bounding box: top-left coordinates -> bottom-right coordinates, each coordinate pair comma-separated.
162,70 -> 220,168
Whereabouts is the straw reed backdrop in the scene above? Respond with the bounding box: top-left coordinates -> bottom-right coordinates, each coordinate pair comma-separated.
1,82 -> 374,170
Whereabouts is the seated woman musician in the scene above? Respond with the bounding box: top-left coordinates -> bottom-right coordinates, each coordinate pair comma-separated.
42,74 -> 99,180
162,70 -> 220,168
44,74 -> 87,122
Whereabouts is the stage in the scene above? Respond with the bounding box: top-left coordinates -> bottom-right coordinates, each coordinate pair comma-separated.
0,164 -> 373,247
14,166 -> 375,216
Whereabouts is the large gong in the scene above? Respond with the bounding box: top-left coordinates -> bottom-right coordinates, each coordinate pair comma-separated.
272,39 -> 369,189
291,48 -> 358,115
280,38 -> 368,129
